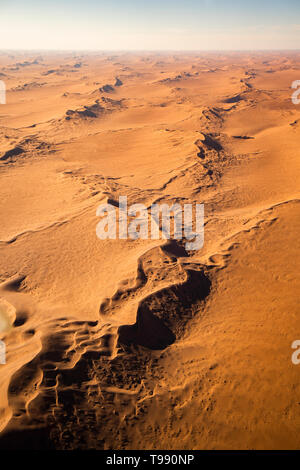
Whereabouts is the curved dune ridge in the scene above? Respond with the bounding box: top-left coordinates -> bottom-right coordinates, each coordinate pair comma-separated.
0,51 -> 299,449
0,299 -> 15,335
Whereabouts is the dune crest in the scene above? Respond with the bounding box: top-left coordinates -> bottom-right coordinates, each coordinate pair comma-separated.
0,51 -> 299,449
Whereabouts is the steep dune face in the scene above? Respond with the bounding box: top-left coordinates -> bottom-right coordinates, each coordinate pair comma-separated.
0,51 -> 299,449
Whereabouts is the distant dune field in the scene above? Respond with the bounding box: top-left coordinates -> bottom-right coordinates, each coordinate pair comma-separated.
0,51 -> 299,450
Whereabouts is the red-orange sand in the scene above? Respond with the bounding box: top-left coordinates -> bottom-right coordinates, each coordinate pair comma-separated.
0,51 -> 299,449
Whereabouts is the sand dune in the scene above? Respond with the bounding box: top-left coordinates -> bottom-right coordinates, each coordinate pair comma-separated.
0,51 -> 299,449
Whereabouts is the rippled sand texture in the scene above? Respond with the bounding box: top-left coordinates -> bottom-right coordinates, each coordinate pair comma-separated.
0,51 -> 299,449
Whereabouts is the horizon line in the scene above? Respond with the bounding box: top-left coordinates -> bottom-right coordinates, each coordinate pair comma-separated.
1,48 -> 300,53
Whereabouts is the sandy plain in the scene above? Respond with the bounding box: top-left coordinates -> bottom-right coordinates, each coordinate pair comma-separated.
0,51 -> 299,449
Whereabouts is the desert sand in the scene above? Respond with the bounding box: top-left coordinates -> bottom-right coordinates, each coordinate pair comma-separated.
0,51 -> 299,449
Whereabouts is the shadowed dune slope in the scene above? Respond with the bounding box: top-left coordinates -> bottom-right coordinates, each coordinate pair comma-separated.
0,51 -> 299,449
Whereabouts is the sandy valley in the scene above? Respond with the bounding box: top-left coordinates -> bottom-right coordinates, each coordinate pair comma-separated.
0,51 -> 299,449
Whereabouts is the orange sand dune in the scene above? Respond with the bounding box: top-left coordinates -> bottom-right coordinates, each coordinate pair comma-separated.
0,51 -> 299,450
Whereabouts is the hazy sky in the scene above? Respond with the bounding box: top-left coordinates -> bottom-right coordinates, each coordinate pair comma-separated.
1,0 -> 300,50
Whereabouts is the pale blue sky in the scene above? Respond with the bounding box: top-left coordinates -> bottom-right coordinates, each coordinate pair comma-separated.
1,0 -> 300,50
